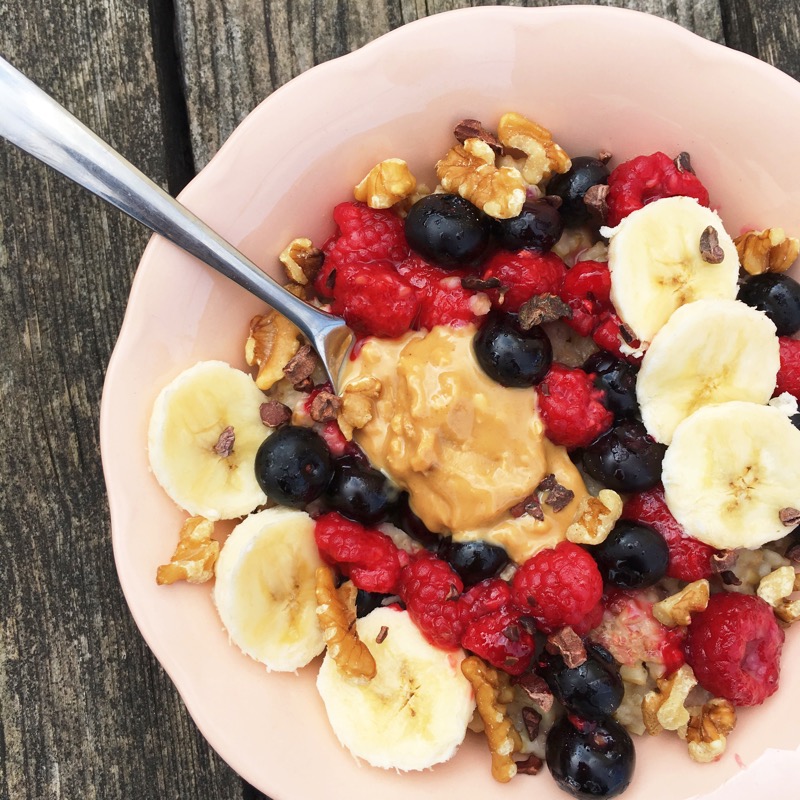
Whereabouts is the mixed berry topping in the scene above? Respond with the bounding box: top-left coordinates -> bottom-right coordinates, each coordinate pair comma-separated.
776,336 -> 800,401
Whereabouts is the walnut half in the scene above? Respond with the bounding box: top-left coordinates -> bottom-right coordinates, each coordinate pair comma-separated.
641,664 -> 697,734
566,490 -> 623,546
245,310 -> 302,390
156,516 -> 219,585
354,158 -> 417,209
734,228 -> 799,275
686,698 -> 736,763
497,112 -> 571,186
652,580 -> 710,628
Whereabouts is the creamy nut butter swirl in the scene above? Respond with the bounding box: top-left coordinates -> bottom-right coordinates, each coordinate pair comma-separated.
340,325 -> 587,563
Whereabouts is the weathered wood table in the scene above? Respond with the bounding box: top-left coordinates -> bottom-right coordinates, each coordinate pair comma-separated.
1,1 -> 799,798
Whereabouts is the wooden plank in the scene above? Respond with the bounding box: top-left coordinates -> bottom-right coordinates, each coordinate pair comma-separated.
0,1 -> 242,799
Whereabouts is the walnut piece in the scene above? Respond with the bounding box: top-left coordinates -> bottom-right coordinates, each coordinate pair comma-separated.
461,656 -> 523,783
245,310 -> 301,390
315,566 -> 376,682
641,664 -> 697,734
652,580 -> 710,628
279,237 -> 324,285
566,490 -> 623,546
436,138 -> 526,220
338,375 -> 382,441
734,228 -> 800,275
496,112 -> 571,186
686,698 -> 736,763
756,565 -> 800,622
156,516 -> 219,585
354,158 -> 417,209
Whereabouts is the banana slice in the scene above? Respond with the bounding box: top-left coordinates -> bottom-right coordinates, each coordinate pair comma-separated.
637,299 -> 780,443
316,606 -> 475,771
148,360 -> 269,520
662,401 -> 800,549
603,196 -> 739,344
214,507 -> 325,671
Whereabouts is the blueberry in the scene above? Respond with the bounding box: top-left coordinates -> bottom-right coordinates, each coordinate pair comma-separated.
792,412 -> 800,431
583,352 -> 639,420
582,420 -> 666,492
546,716 -> 635,799
324,455 -> 398,525
356,589 -> 391,618
254,426 -> 333,507
438,538 -> 510,586
404,193 -> 490,268
390,492 -> 440,550
493,198 -> 564,252
591,521 -> 669,589
738,272 -> 800,336
546,156 -> 610,226
473,314 -> 553,388
538,647 -> 624,720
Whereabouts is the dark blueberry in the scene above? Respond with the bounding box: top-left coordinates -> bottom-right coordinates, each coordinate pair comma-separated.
324,455 -> 398,525
473,314 -> 553,388
404,193 -> 490,268
582,420 -> 666,493
254,426 -> 333,507
438,538 -> 510,586
791,412 -> 800,432
356,589 -> 391,618
583,352 -> 639,420
546,156 -> 610,226
538,647 -> 624,720
591,521 -> 669,589
389,492 -> 440,550
493,198 -> 564,252
738,272 -> 800,336
546,716 -> 635,799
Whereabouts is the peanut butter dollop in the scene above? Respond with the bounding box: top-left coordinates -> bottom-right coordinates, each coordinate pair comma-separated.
340,326 -> 588,563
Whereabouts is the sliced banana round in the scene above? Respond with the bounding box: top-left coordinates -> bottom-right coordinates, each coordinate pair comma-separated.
148,360 -> 269,520
637,299 -> 780,443
214,507 -> 324,671
662,401 -> 800,549
603,196 -> 739,344
316,606 -> 475,771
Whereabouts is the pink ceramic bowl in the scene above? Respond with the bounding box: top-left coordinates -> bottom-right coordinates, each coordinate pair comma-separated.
101,6 -> 800,800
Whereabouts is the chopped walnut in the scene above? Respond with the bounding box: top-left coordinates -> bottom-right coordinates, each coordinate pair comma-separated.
354,158 -> 417,209
757,565 -> 800,623
245,310 -> 301,390
279,237 -> 324,285
735,228 -> 800,275
496,112 -> 571,186
652,580 -> 710,628
566,490 -> 623,546
338,376 -> 382,440
461,656 -> 523,783
641,664 -> 697,734
156,516 -> 219,585
686,698 -> 736,763
315,567 -> 376,682
436,138 -> 526,220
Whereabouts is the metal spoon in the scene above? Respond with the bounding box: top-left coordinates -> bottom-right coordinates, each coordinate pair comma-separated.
0,56 -> 354,389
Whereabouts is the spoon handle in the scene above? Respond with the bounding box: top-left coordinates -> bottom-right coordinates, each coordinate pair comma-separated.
0,56 -> 350,377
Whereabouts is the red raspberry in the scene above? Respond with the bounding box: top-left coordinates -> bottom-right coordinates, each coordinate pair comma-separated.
481,250 -> 567,312
511,542 -> 603,634
328,260 -> 421,338
622,486 -> 715,582
314,512 -> 405,594
685,593 -> 784,706
775,336 -> 800,400
458,578 -> 513,626
606,151 -> 711,227
461,607 -> 535,676
572,600 -> 606,637
559,260 -> 612,337
397,553 -> 465,650
536,364 -> 613,449
590,590 -> 685,669
591,312 -> 643,364
317,420 -> 353,458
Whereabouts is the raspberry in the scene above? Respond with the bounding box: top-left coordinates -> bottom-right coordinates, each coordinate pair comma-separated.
685,593 -> 784,706
481,249 -> 567,312
559,260 -> 612,337
317,420 -> 353,458
606,151 -> 711,227
461,607 -> 535,676
511,542 -> 603,634
314,512 -> 405,594
536,364 -> 613,449
590,590 -> 685,669
622,486 -> 715,582
591,312 -> 642,364
397,553 -> 465,650
328,260 -> 421,338
775,336 -> 800,400
572,600 -> 606,637
458,578 -> 513,627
